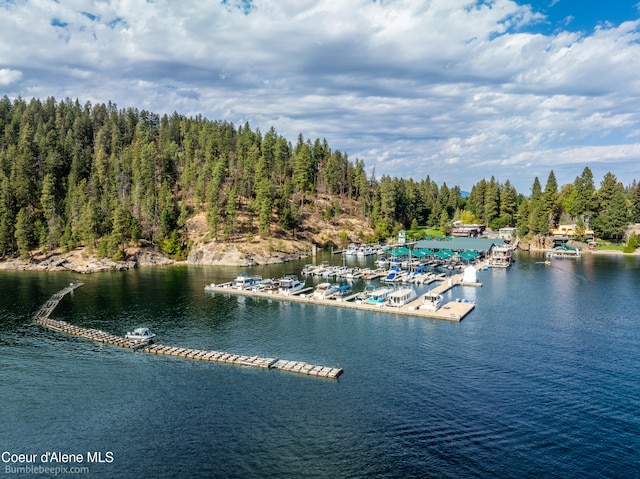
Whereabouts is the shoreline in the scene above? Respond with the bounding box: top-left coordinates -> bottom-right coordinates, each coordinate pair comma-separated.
525,246 -> 640,256
0,243 -> 312,273
2,243 -> 639,274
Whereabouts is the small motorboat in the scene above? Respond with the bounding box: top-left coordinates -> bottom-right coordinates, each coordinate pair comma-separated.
125,327 -> 156,342
312,282 -> 339,299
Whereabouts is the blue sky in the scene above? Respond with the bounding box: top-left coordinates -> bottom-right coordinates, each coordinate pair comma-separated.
522,0 -> 638,33
1,0 -> 640,193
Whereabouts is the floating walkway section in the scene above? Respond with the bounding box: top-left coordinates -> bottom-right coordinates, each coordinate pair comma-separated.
33,283 -> 342,380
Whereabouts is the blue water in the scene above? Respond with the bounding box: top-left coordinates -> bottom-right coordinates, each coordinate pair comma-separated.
1,252 -> 640,478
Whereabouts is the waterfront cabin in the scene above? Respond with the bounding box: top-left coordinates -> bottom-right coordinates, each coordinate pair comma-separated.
549,224 -> 595,240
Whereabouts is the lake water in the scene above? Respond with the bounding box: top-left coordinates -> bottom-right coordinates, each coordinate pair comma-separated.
1,252 -> 640,478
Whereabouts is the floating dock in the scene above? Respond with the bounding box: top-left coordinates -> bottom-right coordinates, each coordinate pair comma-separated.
207,269 -> 481,322
33,283 -> 343,380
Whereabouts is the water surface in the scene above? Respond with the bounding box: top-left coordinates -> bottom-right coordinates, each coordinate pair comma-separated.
1,252 -> 639,478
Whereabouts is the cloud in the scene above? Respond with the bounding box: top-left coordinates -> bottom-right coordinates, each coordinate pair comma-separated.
1,0 -> 640,192
0,68 -> 22,85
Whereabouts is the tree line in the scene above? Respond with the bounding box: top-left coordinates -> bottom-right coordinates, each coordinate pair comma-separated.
0,96 -> 638,260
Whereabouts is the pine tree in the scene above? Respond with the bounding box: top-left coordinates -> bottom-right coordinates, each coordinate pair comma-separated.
14,207 -> 32,259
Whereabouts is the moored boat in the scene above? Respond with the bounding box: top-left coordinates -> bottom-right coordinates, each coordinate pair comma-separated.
366,287 -> 394,305
278,275 -> 304,295
313,282 -> 339,299
233,273 -> 263,289
330,285 -> 353,301
489,245 -> 513,268
125,327 -> 156,342
386,287 -> 417,307
419,292 -> 444,311
546,245 -> 581,259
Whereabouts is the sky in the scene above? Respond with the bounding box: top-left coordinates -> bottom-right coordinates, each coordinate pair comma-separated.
1,0 -> 640,193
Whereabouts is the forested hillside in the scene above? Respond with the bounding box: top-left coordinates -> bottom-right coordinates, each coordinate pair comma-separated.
1,96 -> 639,261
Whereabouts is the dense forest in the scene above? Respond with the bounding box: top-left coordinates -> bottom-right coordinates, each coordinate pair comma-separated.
1,96 -> 639,260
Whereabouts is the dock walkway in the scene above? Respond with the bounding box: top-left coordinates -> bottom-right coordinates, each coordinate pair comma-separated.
207,274 -> 481,322
34,283 -> 342,380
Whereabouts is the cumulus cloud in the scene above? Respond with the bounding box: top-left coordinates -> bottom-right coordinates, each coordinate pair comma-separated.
0,68 -> 22,85
0,0 -> 639,191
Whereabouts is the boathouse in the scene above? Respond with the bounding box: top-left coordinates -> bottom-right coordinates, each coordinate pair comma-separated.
413,237 -> 504,258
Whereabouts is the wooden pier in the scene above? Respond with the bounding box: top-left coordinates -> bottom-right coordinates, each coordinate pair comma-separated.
33,283 -> 343,380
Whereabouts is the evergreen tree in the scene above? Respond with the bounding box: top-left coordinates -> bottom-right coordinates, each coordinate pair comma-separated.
14,207 -> 32,259
592,190 -> 629,240
530,177 -> 542,202
597,172 -> 623,211
499,180 -> 518,225
293,136 -> 314,199
0,173 -> 15,256
40,173 -> 62,249
542,170 -> 559,226
572,166 -> 598,220
630,180 -> 640,223
483,177 -> 500,227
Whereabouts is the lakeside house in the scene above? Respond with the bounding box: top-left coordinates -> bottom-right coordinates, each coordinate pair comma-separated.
451,223 -> 486,237
549,224 -> 595,240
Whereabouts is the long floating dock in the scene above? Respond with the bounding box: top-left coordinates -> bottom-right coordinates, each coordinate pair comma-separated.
206,271 -> 480,322
33,283 -> 343,380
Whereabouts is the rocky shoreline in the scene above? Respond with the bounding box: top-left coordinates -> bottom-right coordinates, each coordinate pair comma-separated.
0,241 -> 313,273
0,248 -> 176,273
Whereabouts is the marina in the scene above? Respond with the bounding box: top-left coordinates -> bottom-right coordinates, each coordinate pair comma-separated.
33,283 -> 343,379
205,262 -> 484,322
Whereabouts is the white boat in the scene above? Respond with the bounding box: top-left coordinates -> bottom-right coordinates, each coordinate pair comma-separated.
386,287 -> 417,307
343,244 -> 359,256
233,274 -> 263,289
301,264 -> 316,275
419,292 -> 444,311
278,275 -> 304,295
366,287 -> 394,305
251,278 -> 276,291
312,261 -> 331,276
355,283 -> 377,303
546,245 -> 581,259
331,285 -> 353,301
342,268 -> 362,280
322,266 -> 341,278
376,257 -> 389,268
125,327 -> 156,342
384,267 -> 403,282
313,282 -> 339,299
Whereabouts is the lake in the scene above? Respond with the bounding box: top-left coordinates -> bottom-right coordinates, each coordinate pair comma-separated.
1,251 -> 639,478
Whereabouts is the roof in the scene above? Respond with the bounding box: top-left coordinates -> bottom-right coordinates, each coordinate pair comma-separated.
414,237 -> 504,253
